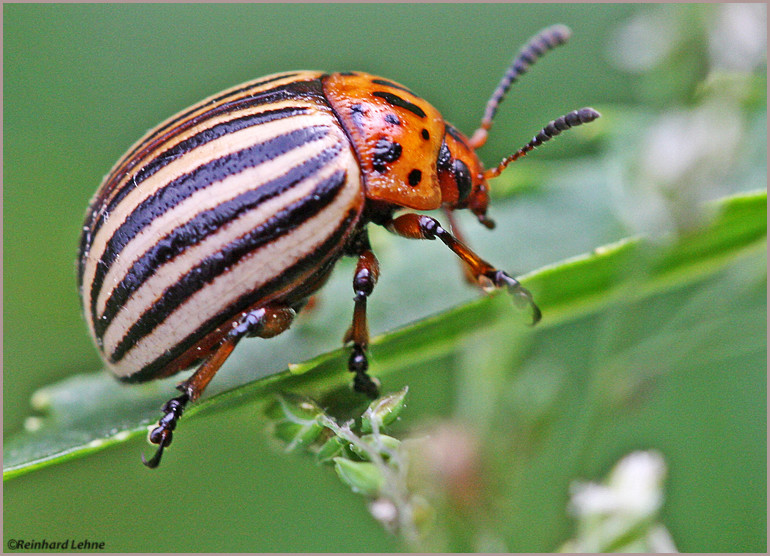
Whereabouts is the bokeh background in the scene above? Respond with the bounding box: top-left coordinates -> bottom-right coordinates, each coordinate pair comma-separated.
4,3 -> 766,551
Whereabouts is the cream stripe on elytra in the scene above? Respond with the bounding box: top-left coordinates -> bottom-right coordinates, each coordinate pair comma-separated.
82,110 -> 336,330
109,154 -> 362,376
95,97 -> 323,219
85,110 -> 334,281
92,121 -> 344,321
99,141 -> 350,356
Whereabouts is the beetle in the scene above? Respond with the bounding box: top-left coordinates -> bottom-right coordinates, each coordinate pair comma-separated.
77,24 -> 599,468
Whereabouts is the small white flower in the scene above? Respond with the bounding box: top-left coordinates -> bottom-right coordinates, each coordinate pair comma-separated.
562,451 -> 676,553
569,450 -> 665,519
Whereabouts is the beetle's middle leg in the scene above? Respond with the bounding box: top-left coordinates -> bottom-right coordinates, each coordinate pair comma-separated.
142,304 -> 296,468
344,230 -> 380,399
385,213 -> 541,324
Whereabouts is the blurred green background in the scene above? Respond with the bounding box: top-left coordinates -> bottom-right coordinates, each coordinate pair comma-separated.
4,3 -> 766,552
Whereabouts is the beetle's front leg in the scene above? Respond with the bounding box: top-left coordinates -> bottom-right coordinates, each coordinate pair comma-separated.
142,304 -> 296,468
386,213 -> 541,324
343,231 -> 380,399
442,208 -> 481,286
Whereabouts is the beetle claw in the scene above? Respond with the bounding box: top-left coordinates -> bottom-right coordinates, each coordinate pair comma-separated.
141,444 -> 166,469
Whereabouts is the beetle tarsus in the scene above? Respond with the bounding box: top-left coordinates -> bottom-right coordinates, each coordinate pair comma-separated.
348,338 -> 380,399
349,344 -> 380,398
354,372 -> 380,399
142,392 -> 189,469
488,270 -> 542,325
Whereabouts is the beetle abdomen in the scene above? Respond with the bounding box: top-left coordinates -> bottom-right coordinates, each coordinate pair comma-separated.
79,71 -> 364,381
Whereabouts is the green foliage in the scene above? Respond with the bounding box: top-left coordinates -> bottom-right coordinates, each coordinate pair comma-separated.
269,389 -> 432,543
4,3 -> 766,552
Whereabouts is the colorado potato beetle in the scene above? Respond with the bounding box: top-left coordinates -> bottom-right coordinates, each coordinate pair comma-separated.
78,24 -> 599,468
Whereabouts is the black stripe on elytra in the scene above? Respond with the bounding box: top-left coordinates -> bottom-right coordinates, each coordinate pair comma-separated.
95,143 -> 343,339
108,168 -> 349,363
370,78 -> 415,95
82,105 -> 310,283
91,80 -> 328,240
89,125 -> 331,325
121,207 -> 359,382
371,91 -> 426,118
93,80 -> 328,234
107,73 -> 304,182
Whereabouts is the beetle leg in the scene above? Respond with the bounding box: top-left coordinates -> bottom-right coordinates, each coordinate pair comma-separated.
442,208 -> 480,286
142,305 -> 296,468
385,213 -> 541,324
343,232 -> 381,399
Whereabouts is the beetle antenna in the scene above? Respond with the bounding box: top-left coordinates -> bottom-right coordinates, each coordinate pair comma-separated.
484,107 -> 600,180
470,24 -> 572,149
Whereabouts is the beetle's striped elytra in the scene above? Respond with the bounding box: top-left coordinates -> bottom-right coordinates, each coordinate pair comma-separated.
78,25 -> 600,468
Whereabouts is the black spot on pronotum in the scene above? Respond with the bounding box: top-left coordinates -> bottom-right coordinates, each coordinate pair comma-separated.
453,159 -> 472,202
371,78 -> 415,95
372,91 -> 426,118
421,129 -> 430,140
384,113 -> 400,126
350,103 -> 367,131
372,138 -> 403,172
407,169 -> 422,186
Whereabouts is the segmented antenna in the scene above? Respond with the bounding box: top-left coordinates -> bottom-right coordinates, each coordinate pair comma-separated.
484,107 -> 601,180
470,24 -> 572,149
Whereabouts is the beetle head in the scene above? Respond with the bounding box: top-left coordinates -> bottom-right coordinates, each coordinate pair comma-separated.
439,24 -> 602,231
437,124 -> 495,229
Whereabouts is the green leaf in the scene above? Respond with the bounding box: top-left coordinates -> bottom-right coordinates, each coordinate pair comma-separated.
3,190 -> 765,481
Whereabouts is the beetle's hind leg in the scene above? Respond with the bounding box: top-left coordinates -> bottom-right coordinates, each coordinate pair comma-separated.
386,213 -> 541,324
343,230 -> 381,399
142,305 -> 296,468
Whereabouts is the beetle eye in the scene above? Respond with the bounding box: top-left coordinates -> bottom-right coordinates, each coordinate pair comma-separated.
437,142 -> 452,171
453,159 -> 472,202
